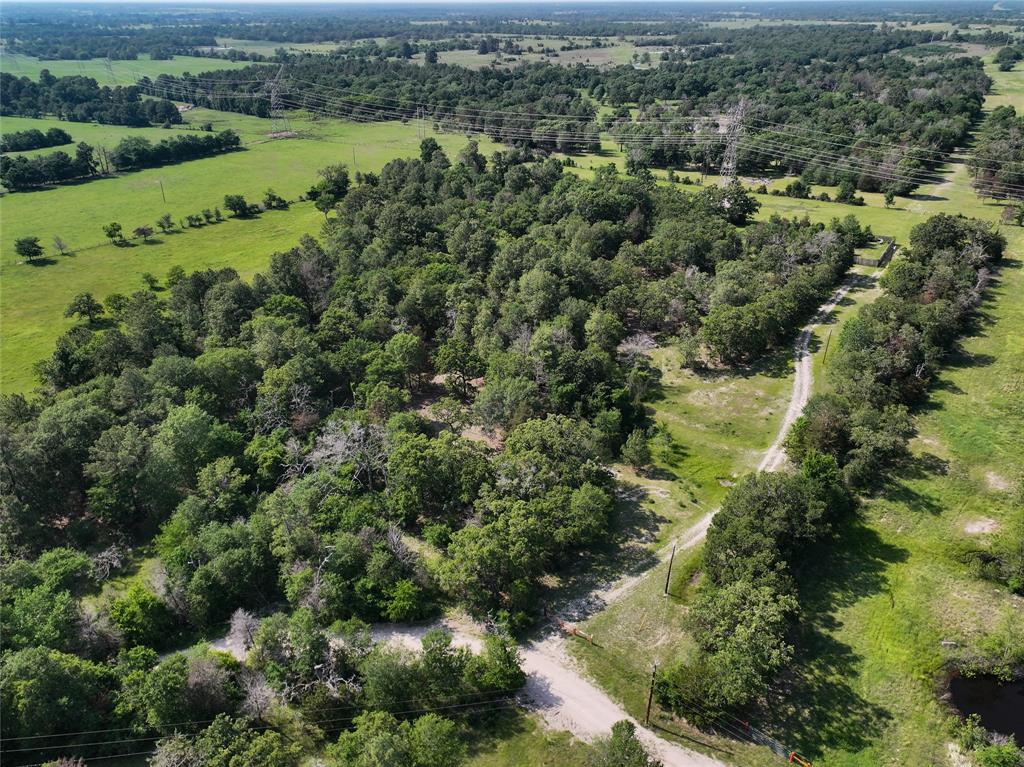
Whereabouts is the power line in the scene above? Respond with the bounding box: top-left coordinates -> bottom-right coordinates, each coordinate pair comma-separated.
3,685 -> 524,746
135,69 -> 1024,195
8,696 -> 516,761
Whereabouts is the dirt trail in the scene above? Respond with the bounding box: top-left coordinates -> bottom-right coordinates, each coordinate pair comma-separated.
599,273 -> 868,609
371,620 -> 724,767
758,275 -> 860,473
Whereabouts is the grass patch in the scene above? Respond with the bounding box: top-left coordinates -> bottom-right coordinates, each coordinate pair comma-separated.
464,710 -> 594,766
0,53 -> 248,86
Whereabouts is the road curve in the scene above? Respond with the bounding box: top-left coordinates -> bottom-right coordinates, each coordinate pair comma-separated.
597,273 -> 867,610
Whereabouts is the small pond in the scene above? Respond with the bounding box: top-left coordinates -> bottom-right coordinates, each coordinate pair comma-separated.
949,675 -> 1024,742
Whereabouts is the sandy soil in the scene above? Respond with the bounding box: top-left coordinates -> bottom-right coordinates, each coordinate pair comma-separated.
964,517 -> 999,535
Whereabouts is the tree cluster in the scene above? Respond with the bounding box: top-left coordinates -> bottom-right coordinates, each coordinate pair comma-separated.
1,142 -> 96,190
969,105 -> 1024,200
658,212 -> 1004,723
144,59 -> 602,153
0,143 -> 860,763
109,129 -> 241,171
605,27 -> 987,194
657,459 -> 854,722
1,71 -> 181,126
1,126 -> 72,153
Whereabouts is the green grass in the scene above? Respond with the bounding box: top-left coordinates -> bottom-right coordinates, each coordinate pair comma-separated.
216,38 -> 342,56
1,115 -> 205,159
0,52 -> 248,86
0,110 -> 497,392
464,711 -> 595,766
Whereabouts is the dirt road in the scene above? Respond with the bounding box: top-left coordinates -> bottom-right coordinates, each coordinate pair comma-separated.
370,620 -> 725,767
757,275 -> 860,473
597,273 -> 867,611
192,278 -> 867,766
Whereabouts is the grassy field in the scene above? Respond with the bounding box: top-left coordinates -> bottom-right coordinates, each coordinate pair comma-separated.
1,115 -> 202,159
567,55 -> 1024,767
0,109 -> 497,392
0,53 -> 248,85
411,35 -> 642,69
215,38 -> 343,56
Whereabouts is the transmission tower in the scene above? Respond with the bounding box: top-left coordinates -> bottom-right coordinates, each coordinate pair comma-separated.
719,99 -> 748,183
267,65 -> 291,135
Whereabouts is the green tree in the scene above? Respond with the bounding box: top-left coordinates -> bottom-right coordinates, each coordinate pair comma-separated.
434,338 -> 484,398
223,194 -> 249,217
14,236 -> 44,262
419,137 -> 443,163
64,292 -> 104,324
409,713 -> 465,767
386,430 -> 491,526
621,429 -> 651,471
156,213 -> 175,233
589,721 -> 663,767
109,583 -> 174,648
3,585 -> 78,651
103,222 -> 123,243
1,648 -> 117,742
168,715 -> 301,767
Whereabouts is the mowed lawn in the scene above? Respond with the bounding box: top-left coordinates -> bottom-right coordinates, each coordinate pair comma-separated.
0,110 -> 497,392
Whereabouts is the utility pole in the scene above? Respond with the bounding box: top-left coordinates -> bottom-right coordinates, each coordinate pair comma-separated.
719,99 -> 748,183
157,179 -> 166,204
663,544 -> 676,596
267,65 -> 290,135
645,662 -> 658,725
822,329 -> 833,364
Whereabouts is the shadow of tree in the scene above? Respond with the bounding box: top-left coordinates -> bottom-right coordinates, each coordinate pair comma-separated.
879,478 -> 946,516
462,707 -> 535,759
543,480 -> 667,620
757,519 -> 907,758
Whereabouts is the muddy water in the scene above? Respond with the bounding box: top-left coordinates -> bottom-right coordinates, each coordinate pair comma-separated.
949,675 -> 1024,742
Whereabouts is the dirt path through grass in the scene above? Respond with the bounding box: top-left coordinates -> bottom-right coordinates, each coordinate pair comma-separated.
594,270 -> 875,611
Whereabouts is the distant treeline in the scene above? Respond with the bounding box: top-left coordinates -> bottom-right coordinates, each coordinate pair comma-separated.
1,130 -> 241,190
149,23 -> 988,194
1,127 -> 72,153
1,72 -> 182,127
2,21 -> 220,61
144,59 -> 603,154
2,0 -> 1022,63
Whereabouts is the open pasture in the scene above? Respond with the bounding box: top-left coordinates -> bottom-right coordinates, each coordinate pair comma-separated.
0,52 -> 248,86
0,109 -> 497,392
